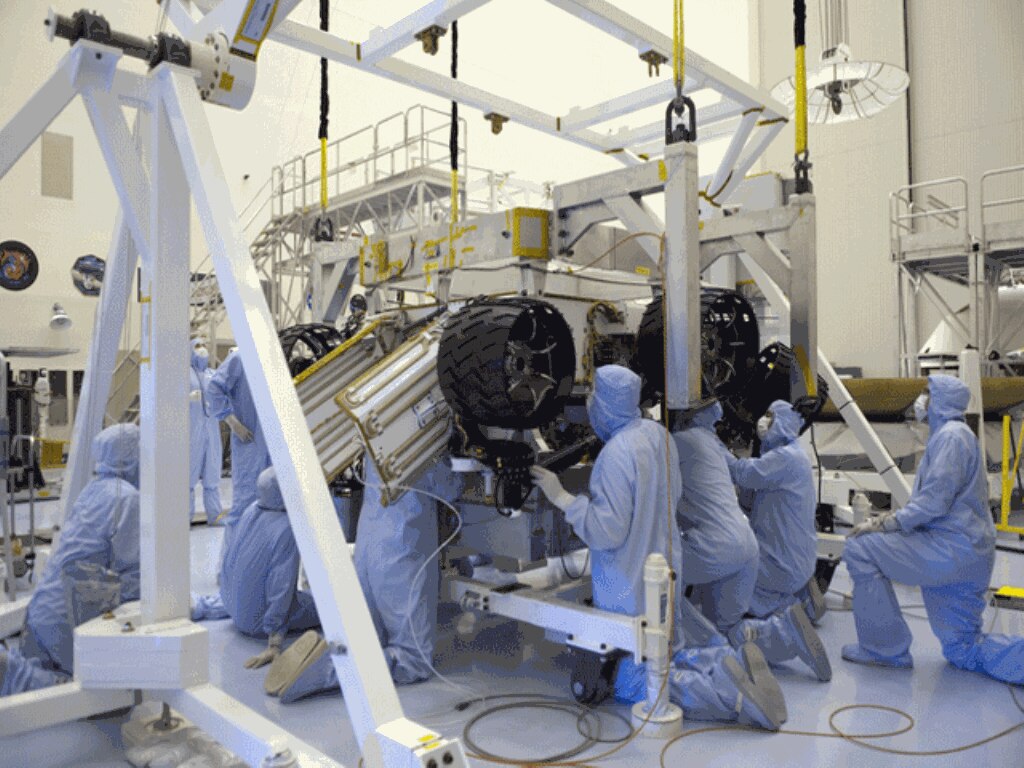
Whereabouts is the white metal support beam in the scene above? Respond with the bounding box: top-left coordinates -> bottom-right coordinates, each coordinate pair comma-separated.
360,0 -> 491,64
605,195 -> 664,265
733,233 -> 791,297
0,684 -> 134,738
269,20 -> 612,157
788,194 -> 818,394
139,68 -> 193,624
159,66 -> 416,755
0,45 -> 80,178
544,0 -> 785,116
193,0 -> 303,42
61,209 -> 139,522
662,141 -> 701,408
162,685 -> 345,768
739,250 -> 912,505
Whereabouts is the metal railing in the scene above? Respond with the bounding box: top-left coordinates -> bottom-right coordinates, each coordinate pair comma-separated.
982,164 -> 1024,234
271,105 -> 469,219
890,176 -> 970,257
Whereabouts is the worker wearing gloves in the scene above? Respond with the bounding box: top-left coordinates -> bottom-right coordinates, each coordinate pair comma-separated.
842,375 -> 1024,680
214,467 -> 320,668
673,400 -> 759,633
722,400 -> 832,682
189,337 -> 223,523
0,424 -> 141,696
531,365 -> 788,731
267,456 -> 461,702
206,348 -> 270,552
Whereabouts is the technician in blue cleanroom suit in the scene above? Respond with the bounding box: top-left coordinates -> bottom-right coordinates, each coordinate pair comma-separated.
268,456 -> 462,702
673,400 -> 759,633
722,399 -> 832,681
726,400 -> 819,617
206,348 -> 270,551
842,374 -> 1024,680
0,424 -> 141,696
531,365 -> 788,730
189,337 -> 223,523
219,467 -> 320,669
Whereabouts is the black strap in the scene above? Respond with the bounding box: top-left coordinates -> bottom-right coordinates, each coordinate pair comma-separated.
449,20 -> 458,172
318,0 -> 329,141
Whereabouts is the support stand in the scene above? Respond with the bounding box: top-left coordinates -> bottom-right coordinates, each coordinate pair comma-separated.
0,40 -> 466,768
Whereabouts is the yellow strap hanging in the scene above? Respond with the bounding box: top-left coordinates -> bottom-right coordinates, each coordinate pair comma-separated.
672,0 -> 685,92
319,137 -> 328,211
795,44 -> 808,155
449,169 -> 459,269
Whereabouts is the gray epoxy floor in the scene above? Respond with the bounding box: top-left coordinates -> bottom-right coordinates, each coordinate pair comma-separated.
4,483 -> 1024,767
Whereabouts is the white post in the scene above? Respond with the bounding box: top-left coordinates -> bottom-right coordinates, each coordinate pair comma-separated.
61,205 -> 140,522
662,142 -> 701,409
739,252 -> 913,506
159,67 -> 411,754
959,347 -> 987,466
632,553 -> 682,737
138,73 -> 192,623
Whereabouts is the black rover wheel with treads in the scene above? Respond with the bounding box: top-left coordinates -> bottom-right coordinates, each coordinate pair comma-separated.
438,298 -> 576,430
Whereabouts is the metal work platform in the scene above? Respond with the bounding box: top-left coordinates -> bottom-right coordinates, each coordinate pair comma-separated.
892,165 -> 1024,376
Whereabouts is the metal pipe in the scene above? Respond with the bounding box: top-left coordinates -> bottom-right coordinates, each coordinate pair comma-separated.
0,351 -> 15,602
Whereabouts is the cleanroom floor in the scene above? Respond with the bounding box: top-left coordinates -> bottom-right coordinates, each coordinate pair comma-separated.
4,484 -> 1024,767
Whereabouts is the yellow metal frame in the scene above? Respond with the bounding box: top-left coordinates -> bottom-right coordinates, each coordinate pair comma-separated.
512,208 -> 549,259
1000,415 -> 1024,534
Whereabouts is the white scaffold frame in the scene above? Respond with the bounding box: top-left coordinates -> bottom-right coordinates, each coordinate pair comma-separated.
0,40 -> 466,768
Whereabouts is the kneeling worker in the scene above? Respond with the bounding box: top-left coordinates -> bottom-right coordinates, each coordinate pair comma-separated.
532,365 -> 788,730
1,424 -> 141,695
723,400 -> 832,682
843,374 -> 1024,679
266,456 -> 461,701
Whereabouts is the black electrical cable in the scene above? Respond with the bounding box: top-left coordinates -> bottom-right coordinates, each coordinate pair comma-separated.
810,422 -> 823,502
318,0 -> 329,143
462,700 -> 597,764
449,20 -> 458,173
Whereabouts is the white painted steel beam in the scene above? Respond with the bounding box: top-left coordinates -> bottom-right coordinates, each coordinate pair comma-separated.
61,209 -> 138,522
544,0 -> 786,118
738,249 -> 912,505
159,66 -> 410,750
269,20 -> 612,156
139,70 -> 193,624
662,142 -> 701,408
193,0 -> 303,41
360,0 -> 491,64
0,684 -> 134,739
0,45 -> 80,178
561,78 -> 700,133
162,685 -> 347,768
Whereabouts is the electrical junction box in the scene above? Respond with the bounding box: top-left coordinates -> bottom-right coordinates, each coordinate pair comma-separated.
74,601 -> 209,689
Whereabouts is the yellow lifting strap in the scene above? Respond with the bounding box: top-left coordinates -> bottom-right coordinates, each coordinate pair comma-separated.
319,137 -> 328,211
795,44 -> 808,155
672,0 -> 685,91
449,168 -> 459,269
